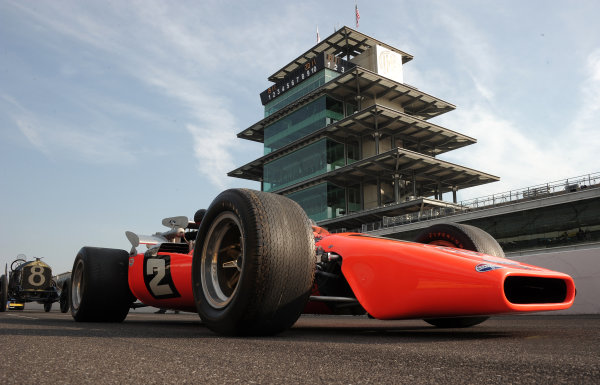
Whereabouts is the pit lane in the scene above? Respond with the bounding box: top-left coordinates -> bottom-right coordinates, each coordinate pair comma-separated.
0,309 -> 598,384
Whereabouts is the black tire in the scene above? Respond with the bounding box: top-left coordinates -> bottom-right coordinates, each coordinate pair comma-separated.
194,209 -> 206,225
415,223 -> 504,328
192,189 -> 315,336
0,275 -> 7,312
70,247 -> 134,322
59,278 -> 71,313
44,302 -> 52,312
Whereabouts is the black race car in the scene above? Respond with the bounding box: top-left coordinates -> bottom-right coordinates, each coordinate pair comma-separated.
1,256 -> 59,312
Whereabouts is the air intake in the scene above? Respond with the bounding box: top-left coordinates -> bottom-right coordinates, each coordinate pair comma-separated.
504,276 -> 568,304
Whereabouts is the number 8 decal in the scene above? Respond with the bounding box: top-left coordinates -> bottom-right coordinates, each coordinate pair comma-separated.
143,255 -> 181,299
28,265 -> 47,286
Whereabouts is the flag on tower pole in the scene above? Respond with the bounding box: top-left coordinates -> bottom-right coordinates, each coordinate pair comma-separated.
317,25 -> 320,43
355,3 -> 360,28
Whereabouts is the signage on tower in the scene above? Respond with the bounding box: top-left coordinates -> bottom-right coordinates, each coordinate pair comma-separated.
260,52 -> 355,105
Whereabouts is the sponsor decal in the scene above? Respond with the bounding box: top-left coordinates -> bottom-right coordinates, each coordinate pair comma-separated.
129,257 -> 135,267
475,263 -> 504,273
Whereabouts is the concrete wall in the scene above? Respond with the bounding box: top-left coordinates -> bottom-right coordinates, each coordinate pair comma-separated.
511,246 -> 600,314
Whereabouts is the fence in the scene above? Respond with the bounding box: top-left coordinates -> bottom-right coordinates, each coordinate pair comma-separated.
369,172 -> 600,232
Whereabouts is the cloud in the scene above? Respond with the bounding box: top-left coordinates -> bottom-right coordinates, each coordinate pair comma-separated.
568,49 -> 600,135
2,90 -> 137,164
16,117 -> 47,154
403,4 -> 598,201
430,6 -> 500,104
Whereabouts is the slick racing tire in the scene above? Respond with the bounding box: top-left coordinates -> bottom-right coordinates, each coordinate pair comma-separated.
0,275 -> 7,312
59,278 -> 71,313
70,247 -> 134,322
415,223 -> 505,328
44,302 -> 52,312
192,189 -> 315,336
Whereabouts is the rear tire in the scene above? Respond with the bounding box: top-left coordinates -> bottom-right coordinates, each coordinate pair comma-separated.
59,278 -> 70,313
192,189 -> 315,336
44,302 -> 52,312
415,223 -> 504,328
0,275 -> 7,312
70,247 -> 133,322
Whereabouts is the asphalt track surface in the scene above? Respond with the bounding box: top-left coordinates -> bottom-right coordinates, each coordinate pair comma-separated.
0,310 -> 598,384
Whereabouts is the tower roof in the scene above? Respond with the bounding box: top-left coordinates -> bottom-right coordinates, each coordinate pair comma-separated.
268,26 -> 413,82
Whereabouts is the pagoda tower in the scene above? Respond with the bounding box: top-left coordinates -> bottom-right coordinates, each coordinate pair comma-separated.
229,26 -> 499,231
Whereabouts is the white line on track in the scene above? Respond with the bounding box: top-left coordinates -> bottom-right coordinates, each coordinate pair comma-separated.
2,313 -> 38,320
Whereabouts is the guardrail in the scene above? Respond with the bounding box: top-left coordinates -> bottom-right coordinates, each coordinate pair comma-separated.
457,172 -> 599,210
365,172 -> 600,232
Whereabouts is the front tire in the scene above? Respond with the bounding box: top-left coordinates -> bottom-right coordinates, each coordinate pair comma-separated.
192,189 -> 316,336
415,223 -> 504,328
59,278 -> 70,313
44,302 -> 52,312
70,247 -> 133,322
0,275 -> 7,312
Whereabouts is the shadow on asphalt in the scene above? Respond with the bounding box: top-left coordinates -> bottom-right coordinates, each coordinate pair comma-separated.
0,311 -> 519,343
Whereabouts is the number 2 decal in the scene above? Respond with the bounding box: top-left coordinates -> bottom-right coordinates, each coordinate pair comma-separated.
143,255 -> 180,299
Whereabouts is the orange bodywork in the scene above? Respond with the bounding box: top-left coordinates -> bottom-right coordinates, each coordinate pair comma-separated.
127,229 -> 575,318
128,252 -> 196,312
316,233 -> 575,319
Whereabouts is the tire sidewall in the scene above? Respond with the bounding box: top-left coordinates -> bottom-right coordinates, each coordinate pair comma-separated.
70,251 -> 90,321
192,189 -> 315,335
70,247 -> 131,322
60,278 -> 70,313
0,275 -> 8,312
193,190 -> 258,331
415,223 -> 505,258
415,223 -> 477,251
416,223 -> 503,328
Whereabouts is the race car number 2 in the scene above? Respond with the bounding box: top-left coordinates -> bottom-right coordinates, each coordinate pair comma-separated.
143,255 -> 181,299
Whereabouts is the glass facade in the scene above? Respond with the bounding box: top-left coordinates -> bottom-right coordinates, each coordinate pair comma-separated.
263,139 -> 345,192
264,96 -> 356,154
264,68 -> 342,117
286,183 -> 361,222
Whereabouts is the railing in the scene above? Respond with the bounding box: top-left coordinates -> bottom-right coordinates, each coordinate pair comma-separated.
457,172 -> 599,210
369,172 -> 600,232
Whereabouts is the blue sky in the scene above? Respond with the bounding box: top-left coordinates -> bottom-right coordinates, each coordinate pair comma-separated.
1,0 -> 599,274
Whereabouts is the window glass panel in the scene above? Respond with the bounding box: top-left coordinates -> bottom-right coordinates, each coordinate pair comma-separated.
348,184 -> 361,213
286,184 -> 328,222
347,140 -> 360,164
286,183 -> 358,222
263,95 -> 350,154
327,184 -> 346,218
264,69 -> 342,117
326,140 -> 345,170
264,97 -> 327,154
263,140 -> 327,192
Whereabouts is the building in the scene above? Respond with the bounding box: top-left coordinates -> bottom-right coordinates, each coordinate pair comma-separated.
229,26 -> 498,230
368,172 -> 600,254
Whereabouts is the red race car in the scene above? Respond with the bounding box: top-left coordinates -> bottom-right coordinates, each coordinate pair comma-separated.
69,189 -> 575,335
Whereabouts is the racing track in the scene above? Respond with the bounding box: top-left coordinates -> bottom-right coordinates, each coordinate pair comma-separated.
0,309 -> 598,384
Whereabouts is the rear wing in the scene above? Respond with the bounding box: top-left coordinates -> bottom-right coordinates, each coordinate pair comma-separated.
126,215 -> 198,254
